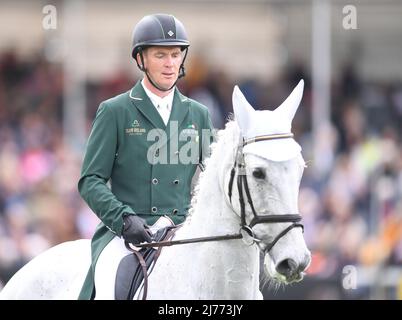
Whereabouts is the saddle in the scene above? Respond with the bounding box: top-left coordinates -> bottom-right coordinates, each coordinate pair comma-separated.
114,225 -> 177,300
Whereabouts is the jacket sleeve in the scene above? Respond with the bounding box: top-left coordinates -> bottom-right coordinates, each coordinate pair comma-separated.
78,102 -> 134,236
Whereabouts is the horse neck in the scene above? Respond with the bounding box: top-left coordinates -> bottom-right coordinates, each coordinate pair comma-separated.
149,123 -> 261,299
178,122 -> 260,276
182,122 -> 241,236
184,160 -> 238,236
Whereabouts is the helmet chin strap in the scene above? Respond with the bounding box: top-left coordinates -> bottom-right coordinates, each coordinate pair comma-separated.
137,47 -> 188,92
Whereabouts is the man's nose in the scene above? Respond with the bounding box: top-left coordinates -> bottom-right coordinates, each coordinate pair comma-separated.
164,56 -> 174,67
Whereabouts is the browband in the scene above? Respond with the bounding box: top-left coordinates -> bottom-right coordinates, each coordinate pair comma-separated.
243,133 -> 294,147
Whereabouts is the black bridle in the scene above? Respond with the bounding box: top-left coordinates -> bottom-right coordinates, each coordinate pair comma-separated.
227,133 -> 304,253
134,132 -> 303,252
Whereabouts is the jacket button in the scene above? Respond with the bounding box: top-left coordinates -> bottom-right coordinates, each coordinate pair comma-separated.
152,178 -> 158,185
151,207 -> 157,213
173,179 -> 179,185
172,209 -> 178,215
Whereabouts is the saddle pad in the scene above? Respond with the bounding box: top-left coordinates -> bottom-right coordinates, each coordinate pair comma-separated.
114,226 -> 176,300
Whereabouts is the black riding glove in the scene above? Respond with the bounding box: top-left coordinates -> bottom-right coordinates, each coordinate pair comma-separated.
122,215 -> 152,244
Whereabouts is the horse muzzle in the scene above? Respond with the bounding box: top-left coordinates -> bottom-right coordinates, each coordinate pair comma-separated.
275,256 -> 310,283
263,250 -> 311,284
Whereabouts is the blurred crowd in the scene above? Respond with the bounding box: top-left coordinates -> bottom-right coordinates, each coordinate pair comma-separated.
0,49 -> 401,298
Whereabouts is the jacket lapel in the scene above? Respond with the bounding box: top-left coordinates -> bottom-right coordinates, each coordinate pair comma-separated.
128,82 -> 166,129
166,89 -> 190,143
128,81 -> 190,145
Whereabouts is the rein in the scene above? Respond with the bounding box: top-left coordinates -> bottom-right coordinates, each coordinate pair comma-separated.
125,227 -> 178,300
134,232 -> 242,249
135,132 -> 303,253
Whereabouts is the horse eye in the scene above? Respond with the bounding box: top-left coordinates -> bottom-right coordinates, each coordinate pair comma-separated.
252,168 -> 265,180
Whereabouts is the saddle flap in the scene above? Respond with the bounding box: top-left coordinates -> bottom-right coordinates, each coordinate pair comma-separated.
114,225 -> 176,300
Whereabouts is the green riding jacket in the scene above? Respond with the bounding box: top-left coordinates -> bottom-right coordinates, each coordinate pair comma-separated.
78,81 -> 214,299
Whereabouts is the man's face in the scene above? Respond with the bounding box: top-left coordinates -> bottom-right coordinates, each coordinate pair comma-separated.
140,46 -> 183,91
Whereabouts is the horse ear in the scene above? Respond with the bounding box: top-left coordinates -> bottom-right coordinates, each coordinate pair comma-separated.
275,79 -> 304,123
232,85 -> 255,134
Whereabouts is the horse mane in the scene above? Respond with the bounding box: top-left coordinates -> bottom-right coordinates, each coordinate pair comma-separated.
185,115 -> 239,224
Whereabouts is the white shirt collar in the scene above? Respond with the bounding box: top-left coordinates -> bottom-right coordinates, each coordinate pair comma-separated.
141,79 -> 174,111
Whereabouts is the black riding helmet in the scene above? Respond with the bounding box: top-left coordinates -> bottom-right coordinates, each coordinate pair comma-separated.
132,14 -> 190,91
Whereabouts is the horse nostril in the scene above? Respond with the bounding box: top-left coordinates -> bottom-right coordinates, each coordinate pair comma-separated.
299,256 -> 311,272
276,258 -> 298,278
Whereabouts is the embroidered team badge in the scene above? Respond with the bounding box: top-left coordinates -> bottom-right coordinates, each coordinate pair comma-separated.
125,119 -> 146,135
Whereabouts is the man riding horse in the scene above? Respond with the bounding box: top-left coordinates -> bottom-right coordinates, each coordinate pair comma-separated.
78,13 -> 214,299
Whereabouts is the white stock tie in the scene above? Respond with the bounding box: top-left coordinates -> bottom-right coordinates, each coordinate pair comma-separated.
158,103 -> 170,125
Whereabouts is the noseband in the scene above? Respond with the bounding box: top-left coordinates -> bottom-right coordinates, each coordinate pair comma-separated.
227,133 -> 304,253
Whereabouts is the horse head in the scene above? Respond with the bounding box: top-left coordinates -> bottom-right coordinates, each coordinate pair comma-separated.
228,80 -> 311,284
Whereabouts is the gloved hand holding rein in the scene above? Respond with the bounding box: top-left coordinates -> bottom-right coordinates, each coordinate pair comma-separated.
122,215 -> 152,244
